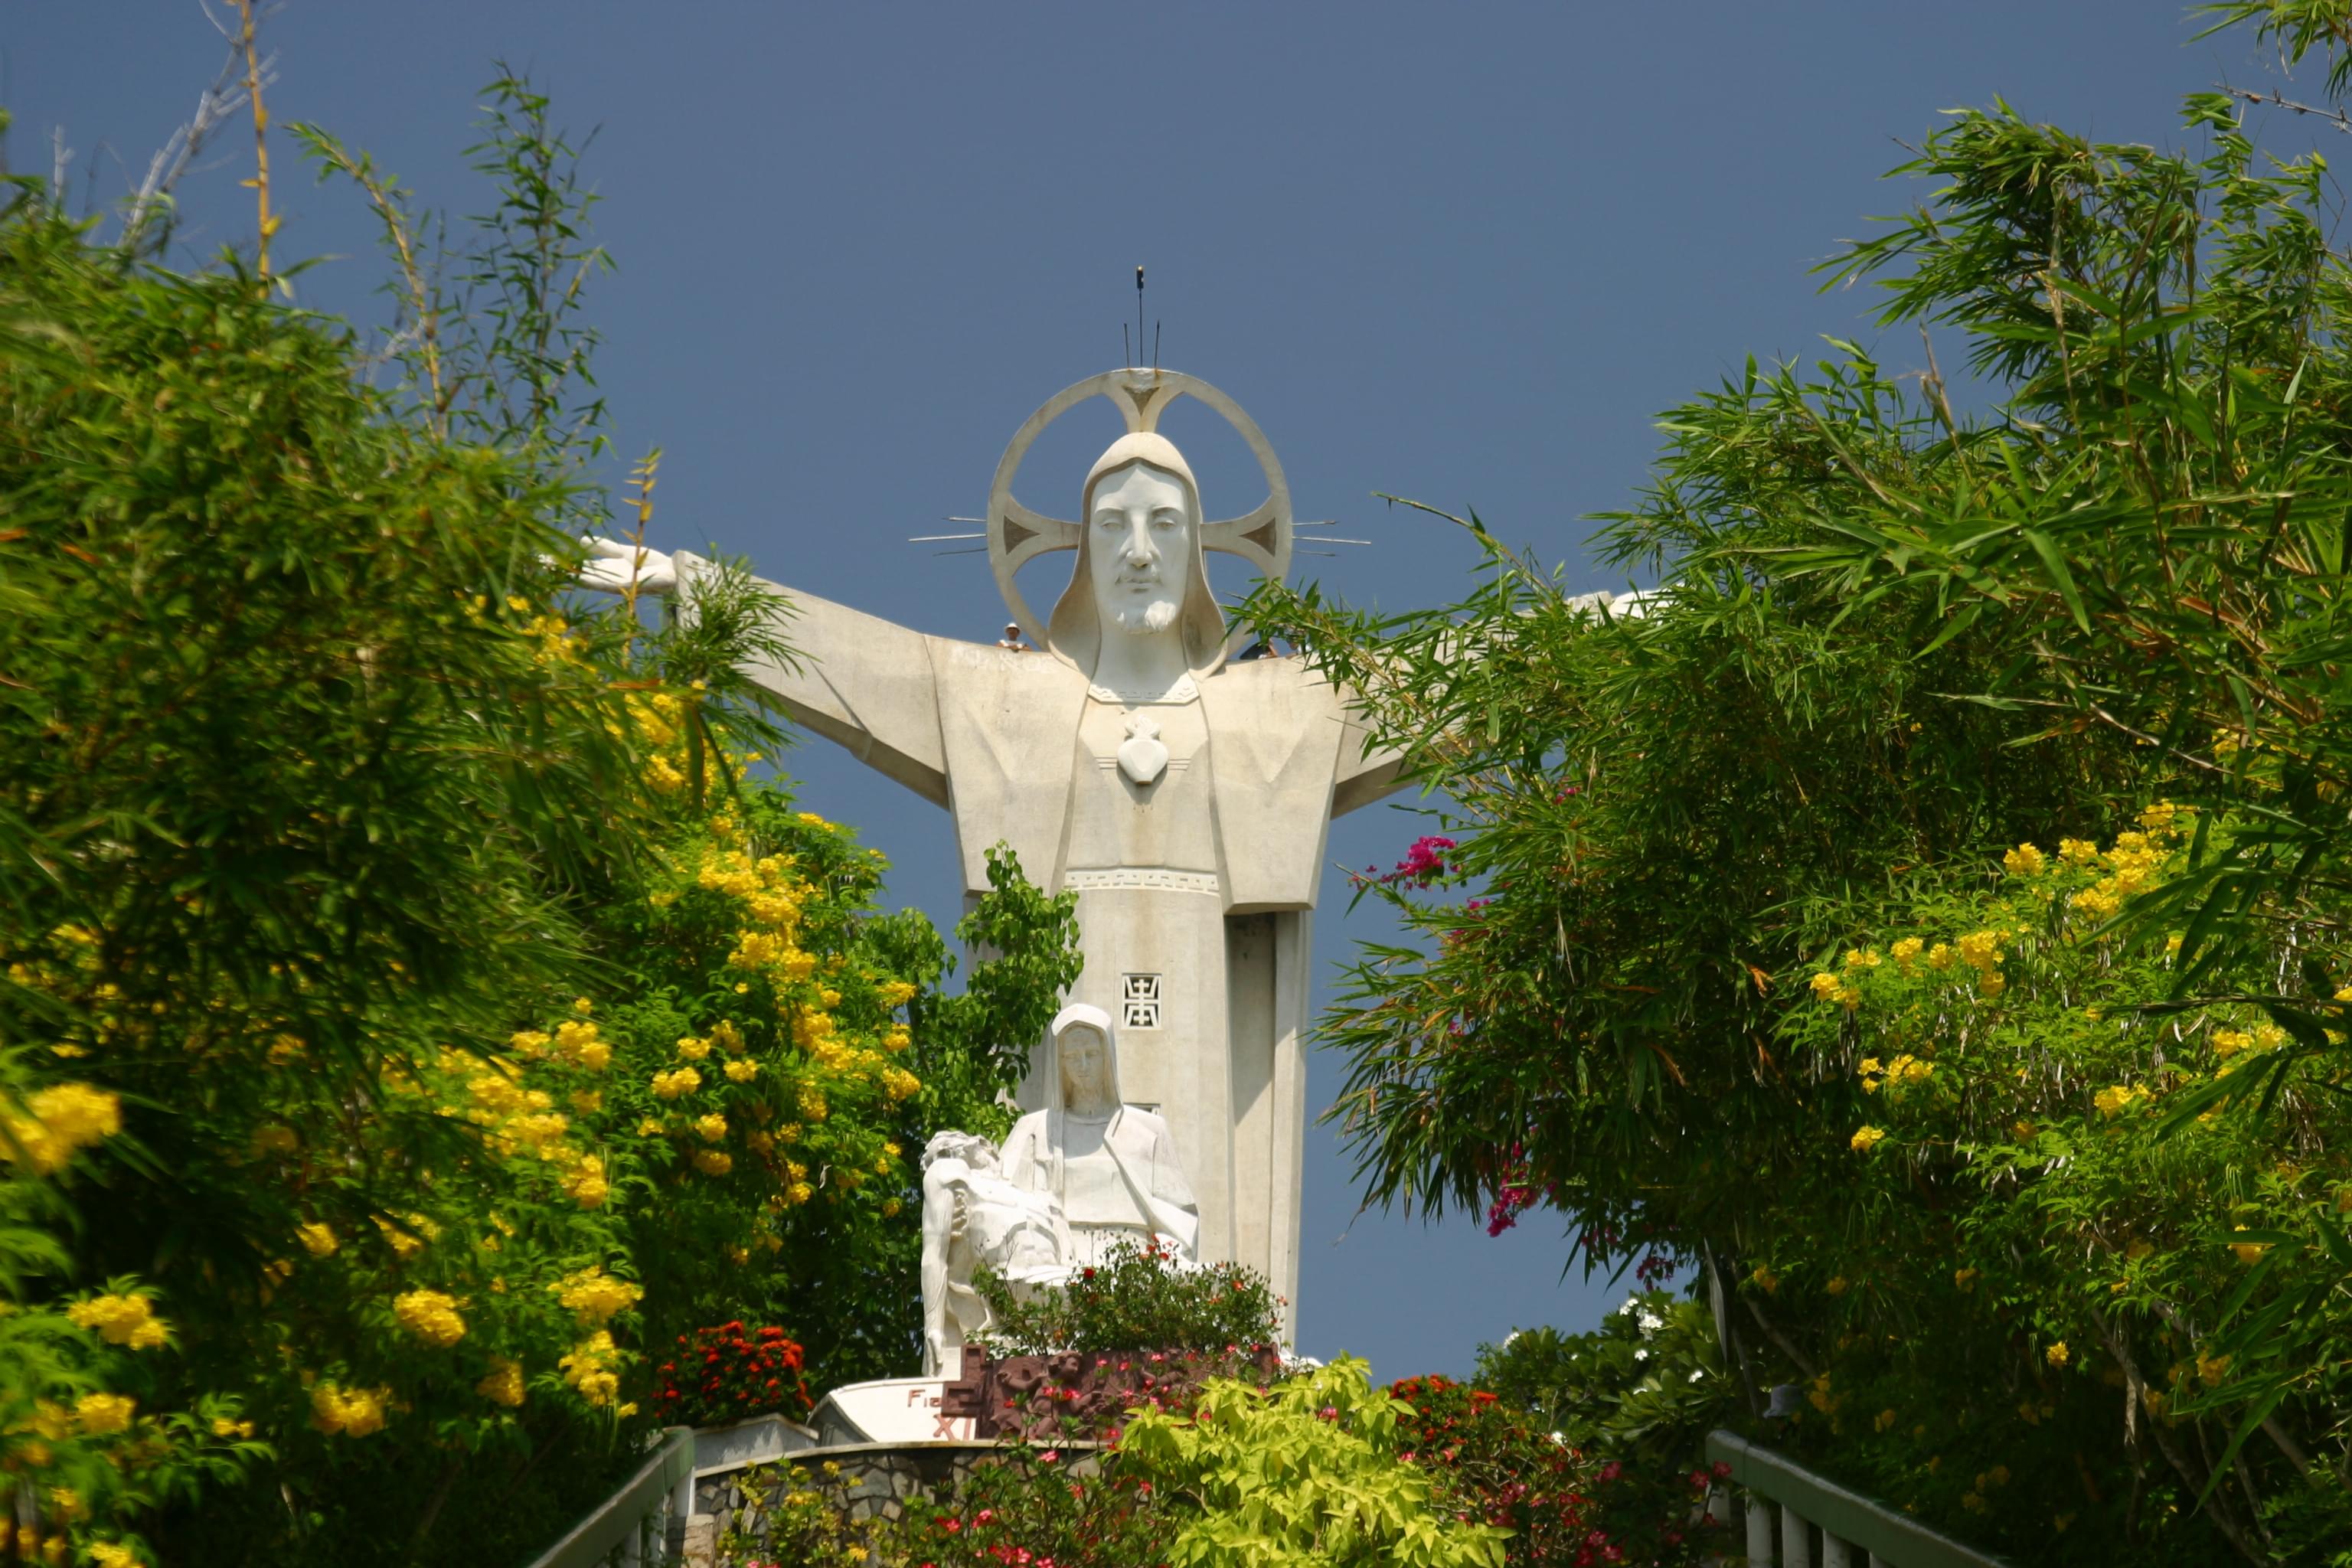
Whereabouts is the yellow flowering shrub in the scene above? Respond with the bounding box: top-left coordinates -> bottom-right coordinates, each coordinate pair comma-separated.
1772,806 -> 2352,1551
544,773 -> 1078,1390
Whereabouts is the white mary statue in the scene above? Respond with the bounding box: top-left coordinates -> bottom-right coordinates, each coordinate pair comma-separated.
579,370 -> 1405,1323
918,1004 -> 1200,1374
1002,1002 -> 1200,1267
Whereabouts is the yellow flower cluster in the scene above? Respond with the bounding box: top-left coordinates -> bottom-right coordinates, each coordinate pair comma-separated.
65,1294 -> 168,1350
87,1544 -> 143,1568
1810,971 -> 1860,1009
694,1113 -> 728,1143
651,1067 -> 702,1100
564,1154 -> 609,1209
297,1222 -> 338,1257
2212,1024 -> 2286,1059
2054,811 -> 2190,922
551,1265 -> 643,1326
1959,1463 -> 2012,1514
2001,841 -> 2047,877
880,1066 -> 920,1102
724,1058 -> 760,1083
2092,1083 -> 2149,1119
1857,1054 -> 1932,1094
553,1019 -> 612,1071
476,1357 -> 526,1408
393,1289 -> 469,1348
676,1035 -> 712,1061
311,1381 -> 389,1437
560,1331 -> 622,1406
1,1083 -> 122,1174
74,1393 -> 135,1436
510,1018 -> 612,1073
375,1213 -> 436,1259
694,1149 -> 734,1176
1850,1125 -> 1888,1154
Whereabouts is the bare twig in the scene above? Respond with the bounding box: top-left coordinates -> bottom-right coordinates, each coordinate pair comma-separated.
1740,1292 -> 1819,1380
292,129 -> 445,426
2223,84 -> 2352,134
234,0 -> 274,279
2088,1304 -> 2267,1566
123,51 -> 263,257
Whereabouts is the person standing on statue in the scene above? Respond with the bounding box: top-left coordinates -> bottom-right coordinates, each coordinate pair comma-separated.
573,370 -> 1406,1329
999,1002 -> 1199,1269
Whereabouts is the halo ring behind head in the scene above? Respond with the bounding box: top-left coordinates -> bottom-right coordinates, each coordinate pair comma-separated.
985,369 -> 1292,666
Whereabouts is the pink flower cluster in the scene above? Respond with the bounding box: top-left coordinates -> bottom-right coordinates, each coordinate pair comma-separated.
1354,835 -> 1459,890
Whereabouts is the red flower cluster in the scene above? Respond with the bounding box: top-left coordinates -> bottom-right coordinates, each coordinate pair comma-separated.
1391,1373 -> 1600,1563
1390,1375 -> 1728,1566
653,1321 -> 810,1427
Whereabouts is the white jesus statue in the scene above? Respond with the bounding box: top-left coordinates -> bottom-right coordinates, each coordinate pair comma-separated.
580,369 -> 1403,1322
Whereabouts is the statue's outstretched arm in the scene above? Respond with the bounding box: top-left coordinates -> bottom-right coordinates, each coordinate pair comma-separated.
573,540 -> 950,807
1331,698 -> 1410,818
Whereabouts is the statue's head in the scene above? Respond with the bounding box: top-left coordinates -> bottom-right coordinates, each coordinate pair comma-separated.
1047,433 -> 1224,678
921,1129 -> 999,1174
1047,1001 -> 1122,1117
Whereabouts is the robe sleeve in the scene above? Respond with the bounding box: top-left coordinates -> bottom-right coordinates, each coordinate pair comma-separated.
680,553 -> 951,807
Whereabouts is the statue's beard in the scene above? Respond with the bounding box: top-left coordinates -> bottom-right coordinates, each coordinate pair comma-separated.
1108,596 -> 1179,636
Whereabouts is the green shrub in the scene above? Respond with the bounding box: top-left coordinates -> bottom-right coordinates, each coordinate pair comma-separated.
1116,1358 -> 1508,1568
975,1239 -> 1281,1357
1466,1290 -> 1732,1563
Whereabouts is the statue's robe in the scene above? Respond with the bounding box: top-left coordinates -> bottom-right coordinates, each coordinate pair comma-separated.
731,573 -> 1405,1316
999,1103 -> 1199,1265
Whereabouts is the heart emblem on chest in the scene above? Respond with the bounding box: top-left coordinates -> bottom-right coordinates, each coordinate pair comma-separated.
1116,714 -> 1170,786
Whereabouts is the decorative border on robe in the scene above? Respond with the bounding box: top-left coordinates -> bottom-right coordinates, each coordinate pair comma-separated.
1060,868 -> 1221,897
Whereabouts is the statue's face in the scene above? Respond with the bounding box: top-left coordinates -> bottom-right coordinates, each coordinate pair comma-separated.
1059,1024 -> 1112,1111
1088,460 -> 1194,637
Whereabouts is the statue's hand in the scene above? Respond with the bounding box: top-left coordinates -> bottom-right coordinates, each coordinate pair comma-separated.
574,535 -> 678,596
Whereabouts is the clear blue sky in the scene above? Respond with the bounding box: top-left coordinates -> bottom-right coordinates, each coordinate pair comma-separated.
5,1 -> 2292,1378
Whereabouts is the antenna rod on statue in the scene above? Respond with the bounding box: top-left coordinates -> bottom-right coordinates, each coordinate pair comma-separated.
1152,321 -> 1161,371
1135,265 -> 1146,369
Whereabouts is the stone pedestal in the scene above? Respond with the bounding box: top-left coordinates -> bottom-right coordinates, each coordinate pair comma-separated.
808,1376 -> 975,1446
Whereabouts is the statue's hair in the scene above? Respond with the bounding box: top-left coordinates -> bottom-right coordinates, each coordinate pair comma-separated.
920,1128 -> 997,1174
1047,432 -> 1227,678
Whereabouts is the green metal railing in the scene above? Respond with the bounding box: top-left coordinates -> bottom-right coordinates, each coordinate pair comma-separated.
1706,1430 -> 2009,1568
521,1426 -> 695,1568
